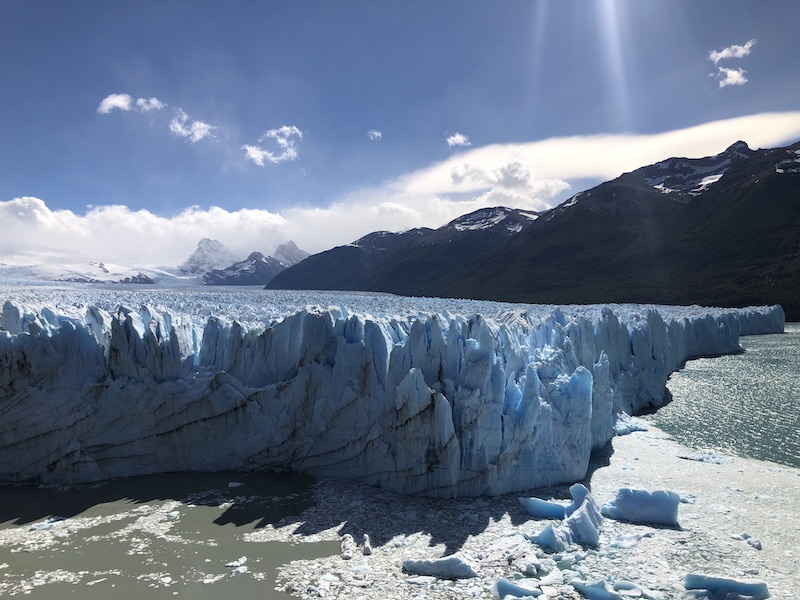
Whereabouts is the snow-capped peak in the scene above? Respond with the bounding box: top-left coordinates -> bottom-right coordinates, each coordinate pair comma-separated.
180,239 -> 238,274
640,141 -> 754,196
273,241 -> 310,266
447,207 -> 539,232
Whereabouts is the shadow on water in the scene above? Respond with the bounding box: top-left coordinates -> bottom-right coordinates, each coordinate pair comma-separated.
0,470 -> 316,529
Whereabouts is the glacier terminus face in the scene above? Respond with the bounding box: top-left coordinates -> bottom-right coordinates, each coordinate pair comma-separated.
0,287 -> 785,497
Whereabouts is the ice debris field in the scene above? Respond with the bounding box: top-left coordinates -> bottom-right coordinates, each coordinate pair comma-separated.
0,287 -> 784,498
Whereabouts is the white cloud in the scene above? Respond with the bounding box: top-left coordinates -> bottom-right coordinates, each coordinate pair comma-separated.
367,129 -> 382,141
97,93 -> 134,114
169,109 -> 216,142
243,125 -> 302,166
97,93 -> 166,114
446,132 -> 471,147
709,39 -> 756,64
5,112 -> 800,265
135,97 -> 166,112
0,198 -> 287,266
715,67 -> 748,88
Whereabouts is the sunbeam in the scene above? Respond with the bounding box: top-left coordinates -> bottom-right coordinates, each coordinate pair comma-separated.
595,0 -> 633,131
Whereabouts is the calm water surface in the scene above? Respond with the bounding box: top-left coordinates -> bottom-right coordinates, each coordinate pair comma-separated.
647,322 -> 800,468
0,471 -> 338,598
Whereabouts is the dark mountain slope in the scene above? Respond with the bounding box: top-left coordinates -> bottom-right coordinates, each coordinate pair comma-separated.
361,208 -> 540,295
266,208 -> 538,292
444,142 -> 800,316
266,228 -> 433,291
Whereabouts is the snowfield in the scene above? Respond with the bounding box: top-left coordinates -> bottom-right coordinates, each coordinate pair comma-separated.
0,285 -> 784,497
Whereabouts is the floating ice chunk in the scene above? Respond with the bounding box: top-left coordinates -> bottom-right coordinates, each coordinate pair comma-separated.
563,489 -> 603,547
747,538 -> 763,550
493,577 -> 542,598
519,496 -> 567,520
683,574 -> 769,599
539,569 -> 564,586
613,413 -> 648,436
402,553 -> 478,579
678,450 -> 734,464
225,556 -> 247,568
613,580 -> 641,593
361,533 -> 373,555
609,532 -> 650,549
406,575 -> 437,586
528,523 -> 571,553
601,489 -> 680,526
29,516 -> 65,531
227,481 -> 243,488
527,484 -> 602,551
350,564 -> 372,576
340,534 -> 357,560
571,579 -> 624,600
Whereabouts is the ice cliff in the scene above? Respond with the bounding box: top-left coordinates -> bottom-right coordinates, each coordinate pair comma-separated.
0,298 -> 784,497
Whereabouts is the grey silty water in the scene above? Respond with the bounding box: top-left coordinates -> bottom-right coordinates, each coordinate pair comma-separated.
646,323 -> 800,468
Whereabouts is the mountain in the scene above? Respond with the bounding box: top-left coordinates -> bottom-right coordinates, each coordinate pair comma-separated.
273,240 -> 310,266
269,141 -> 800,319
202,251 -> 288,286
180,238 -> 238,274
0,258 -> 163,285
266,207 -> 539,292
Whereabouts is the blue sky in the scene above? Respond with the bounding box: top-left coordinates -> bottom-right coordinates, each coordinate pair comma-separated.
2,1 -> 800,265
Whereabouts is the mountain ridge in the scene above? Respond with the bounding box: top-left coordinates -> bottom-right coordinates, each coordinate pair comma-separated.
269,140 -> 800,319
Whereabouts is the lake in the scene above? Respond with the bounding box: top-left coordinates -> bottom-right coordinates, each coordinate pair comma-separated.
0,471 -> 339,599
645,322 -> 800,468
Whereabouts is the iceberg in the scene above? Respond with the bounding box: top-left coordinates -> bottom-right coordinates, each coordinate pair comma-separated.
0,294 -> 784,497
601,489 -> 681,526
683,574 -> 770,599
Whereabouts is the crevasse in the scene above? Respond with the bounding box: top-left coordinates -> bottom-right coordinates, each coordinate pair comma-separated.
0,300 -> 784,497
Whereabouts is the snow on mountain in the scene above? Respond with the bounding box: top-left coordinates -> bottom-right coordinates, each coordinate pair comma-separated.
202,251 -> 287,286
0,259 -> 165,286
639,140 -> 754,196
180,238 -> 239,274
775,148 -> 800,174
273,240 -> 310,266
0,289 -> 783,496
446,207 -> 540,233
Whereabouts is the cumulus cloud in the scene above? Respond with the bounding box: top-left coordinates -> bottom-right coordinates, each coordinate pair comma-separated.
5,112 -> 800,265
243,125 -> 302,166
709,39 -> 756,64
97,93 -> 166,114
446,132 -> 471,147
0,198 -> 287,266
169,109 -> 216,142
367,129 -> 382,141
715,67 -> 748,88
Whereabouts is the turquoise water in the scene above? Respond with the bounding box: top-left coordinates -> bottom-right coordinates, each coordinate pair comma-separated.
646,323 -> 800,468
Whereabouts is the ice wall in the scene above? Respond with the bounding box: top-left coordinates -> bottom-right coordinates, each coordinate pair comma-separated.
0,299 -> 784,497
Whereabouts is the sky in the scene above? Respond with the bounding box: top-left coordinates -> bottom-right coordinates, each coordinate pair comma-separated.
2,0 -> 800,266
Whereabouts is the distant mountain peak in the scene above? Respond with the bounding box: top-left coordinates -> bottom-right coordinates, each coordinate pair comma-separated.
181,239 -> 238,274
273,241 -> 310,266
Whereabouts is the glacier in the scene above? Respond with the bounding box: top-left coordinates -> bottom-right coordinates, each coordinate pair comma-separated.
0,289 -> 784,497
